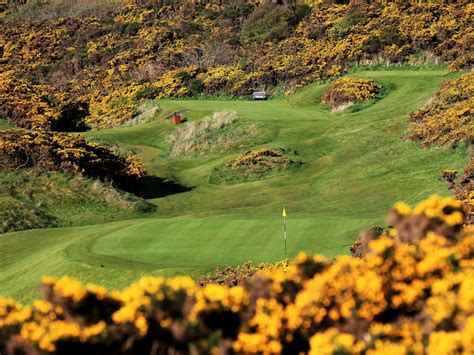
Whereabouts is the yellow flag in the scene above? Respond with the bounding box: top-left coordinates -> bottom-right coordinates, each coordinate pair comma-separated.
282,207 -> 287,218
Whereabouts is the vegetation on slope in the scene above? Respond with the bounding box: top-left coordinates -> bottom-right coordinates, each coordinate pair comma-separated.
199,260 -> 289,287
0,71 -> 89,132
209,147 -> 302,185
0,129 -> 147,192
0,197 -> 60,234
0,195 -> 472,354
167,111 -> 264,158
0,0 -> 471,128
408,69 -> 473,147
440,155 -> 474,226
0,171 -> 155,234
321,77 -> 381,111
407,69 -> 473,224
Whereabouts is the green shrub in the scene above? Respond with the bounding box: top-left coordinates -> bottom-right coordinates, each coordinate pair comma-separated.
241,3 -> 307,43
133,85 -> 160,101
222,2 -> 253,20
187,78 -> 204,96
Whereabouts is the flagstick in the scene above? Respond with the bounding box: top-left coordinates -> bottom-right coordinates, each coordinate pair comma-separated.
282,207 -> 288,258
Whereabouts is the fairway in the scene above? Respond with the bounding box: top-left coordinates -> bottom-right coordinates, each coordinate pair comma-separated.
0,68 -> 469,302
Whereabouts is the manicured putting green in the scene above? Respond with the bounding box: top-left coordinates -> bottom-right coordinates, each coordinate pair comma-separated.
0,214 -> 374,301
0,68 -> 469,302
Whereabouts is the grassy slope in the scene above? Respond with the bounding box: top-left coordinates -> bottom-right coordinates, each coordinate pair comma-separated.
0,68 -> 469,302
0,171 -> 155,233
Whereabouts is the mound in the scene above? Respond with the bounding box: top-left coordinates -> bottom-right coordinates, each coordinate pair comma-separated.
210,148 -> 302,184
1,197 -> 60,234
321,77 -> 382,111
409,69 -> 474,147
0,196 -> 472,354
0,171 -> 155,234
0,129 -> 147,192
167,111 -> 263,158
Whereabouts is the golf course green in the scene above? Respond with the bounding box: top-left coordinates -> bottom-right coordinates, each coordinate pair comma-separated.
0,68 -> 469,303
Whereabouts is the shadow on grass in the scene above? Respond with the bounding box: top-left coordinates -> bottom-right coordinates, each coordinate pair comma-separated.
137,176 -> 193,199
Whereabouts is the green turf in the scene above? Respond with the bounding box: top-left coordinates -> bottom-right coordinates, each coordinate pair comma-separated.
0,68 -> 469,302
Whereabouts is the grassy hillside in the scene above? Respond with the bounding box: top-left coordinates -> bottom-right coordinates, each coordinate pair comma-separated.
0,171 -> 155,233
0,68 -> 469,302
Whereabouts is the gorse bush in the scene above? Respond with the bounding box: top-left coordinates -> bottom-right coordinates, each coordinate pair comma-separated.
0,129 -> 147,192
441,155 -> 474,226
0,71 -> 88,131
321,77 -> 382,110
0,1 -> 471,128
415,70 -> 474,226
0,195 -> 473,354
209,147 -> 302,184
455,157 -> 474,226
230,148 -> 292,169
408,69 -> 474,147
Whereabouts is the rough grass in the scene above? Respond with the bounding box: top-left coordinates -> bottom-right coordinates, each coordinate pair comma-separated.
331,102 -> 355,114
1,197 -> 60,234
0,68 -> 470,303
167,111 -> 263,158
117,101 -> 162,128
0,171 -> 155,233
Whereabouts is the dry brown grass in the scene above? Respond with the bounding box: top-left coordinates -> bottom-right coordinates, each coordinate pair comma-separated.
167,111 -> 261,158
331,101 -> 355,114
